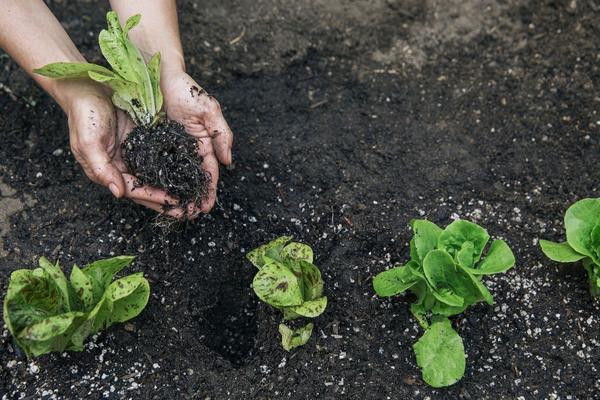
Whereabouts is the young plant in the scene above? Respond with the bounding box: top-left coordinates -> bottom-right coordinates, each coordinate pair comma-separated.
247,236 -> 327,351
3,256 -> 149,358
373,219 -> 515,388
540,198 -> 600,298
34,11 -> 208,206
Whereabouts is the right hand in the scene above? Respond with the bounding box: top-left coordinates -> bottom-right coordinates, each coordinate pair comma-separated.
56,80 -> 186,218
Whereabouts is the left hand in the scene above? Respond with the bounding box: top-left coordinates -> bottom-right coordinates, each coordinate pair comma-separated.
161,70 -> 234,218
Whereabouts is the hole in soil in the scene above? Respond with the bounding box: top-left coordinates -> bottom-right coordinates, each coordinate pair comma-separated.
194,278 -> 258,366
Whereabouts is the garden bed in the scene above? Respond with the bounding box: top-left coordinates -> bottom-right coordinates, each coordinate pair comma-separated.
1,0 -> 599,398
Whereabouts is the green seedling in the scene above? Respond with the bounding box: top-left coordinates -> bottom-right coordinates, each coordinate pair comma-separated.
34,11 -> 162,126
3,256 -> 149,358
247,236 -> 327,351
540,198 -> 600,298
33,11 -> 209,206
373,219 -> 515,388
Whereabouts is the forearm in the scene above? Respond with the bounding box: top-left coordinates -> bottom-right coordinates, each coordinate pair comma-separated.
109,0 -> 185,74
0,0 -> 90,109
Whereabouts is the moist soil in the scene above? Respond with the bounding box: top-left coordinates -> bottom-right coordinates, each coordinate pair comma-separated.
1,0 -> 600,399
123,120 -> 209,207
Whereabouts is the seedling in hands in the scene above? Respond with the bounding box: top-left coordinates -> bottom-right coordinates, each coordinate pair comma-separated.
247,236 -> 327,351
373,219 -> 515,387
540,198 -> 600,298
34,12 -> 208,208
3,256 -> 149,358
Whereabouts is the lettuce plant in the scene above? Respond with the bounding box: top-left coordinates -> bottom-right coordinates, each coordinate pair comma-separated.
247,236 -> 327,351
373,219 -> 515,387
3,256 -> 149,358
34,11 -> 162,127
540,198 -> 600,297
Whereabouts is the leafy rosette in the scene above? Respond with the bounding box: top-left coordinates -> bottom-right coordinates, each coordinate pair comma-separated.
373,219 -> 515,388
540,198 -> 600,298
247,236 -> 327,351
3,256 -> 149,357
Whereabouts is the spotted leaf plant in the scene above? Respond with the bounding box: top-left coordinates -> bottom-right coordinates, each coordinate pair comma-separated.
373,219 -> 515,388
33,11 -> 163,127
540,198 -> 600,298
3,256 -> 149,358
247,236 -> 327,351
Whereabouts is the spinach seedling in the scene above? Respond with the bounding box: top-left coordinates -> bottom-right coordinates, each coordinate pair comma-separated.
247,236 -> 327,351
540,198 -> 600,298
373,219 -> 515,387
3,256 -> 149,358
34,12 -> 209,206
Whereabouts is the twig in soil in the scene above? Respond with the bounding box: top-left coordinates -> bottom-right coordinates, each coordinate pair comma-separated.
310,99 -> 329,109
229,27 -> 246,45
0,83 -> 17,101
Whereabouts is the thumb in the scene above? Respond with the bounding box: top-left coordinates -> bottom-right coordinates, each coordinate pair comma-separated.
83,147 -> 126,198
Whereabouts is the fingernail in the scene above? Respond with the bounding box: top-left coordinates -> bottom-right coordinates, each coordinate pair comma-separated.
109,183 -> 120,198
227,149 -> 233,163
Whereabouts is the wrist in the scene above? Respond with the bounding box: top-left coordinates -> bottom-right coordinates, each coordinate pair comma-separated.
50,79 -> 111,114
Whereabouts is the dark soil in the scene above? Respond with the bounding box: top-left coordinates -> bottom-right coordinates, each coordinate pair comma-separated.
1,0 -> 600,399
122,120 -> 209,207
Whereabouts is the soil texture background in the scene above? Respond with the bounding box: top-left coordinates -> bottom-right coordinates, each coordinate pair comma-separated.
1,0 -> 600,399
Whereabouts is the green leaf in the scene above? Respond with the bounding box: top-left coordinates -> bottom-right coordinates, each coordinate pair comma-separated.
413,317 -> 465,388
457,265 -> 494,305
282,242 -> 314,263
82,255 -> 135,303
252,257 -> 303,307
33,62 -> 114,79
540,240 -> 586,263
98,11 -> 155,123
423,250 -> 482,307
279,322 -> 313,351
299,260 -> 324,300
88,69 -> 147,126
288,296 -> 327,318
17,311 -> 86,357
69,265 -> 94,311
373,262 -> 421,297
431,288 -> 464,307
438,220 -> 490,262
104,273 -> 150,324
124,14 -> 141,33
456,241 -> 475,268
38,258 -> 72,312
565,198 -> 600,259
422,250 -> 457,291
246,236 -> 293,269
410,219 -> 443,263
146,52 -> 163,114
468,239 -> 516,275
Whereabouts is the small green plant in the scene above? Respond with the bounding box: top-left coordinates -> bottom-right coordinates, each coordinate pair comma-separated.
247,236 -> 327,351
373,219 -> 515,388
33,12 -> 209,206
3,256 -> 149,358
540,198 -> 600,298
34,11 -> 162,126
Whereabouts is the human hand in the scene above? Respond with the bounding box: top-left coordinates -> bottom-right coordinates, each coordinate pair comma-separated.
160,70 -> 234,218
57,80 -> 186,218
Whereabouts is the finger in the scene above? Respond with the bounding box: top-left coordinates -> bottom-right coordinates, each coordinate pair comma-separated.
131,198 -> 186,219
122,173 -> 180,206
80,144 -> 126,198
202,97 -> 233,165
195,138 -> 219,213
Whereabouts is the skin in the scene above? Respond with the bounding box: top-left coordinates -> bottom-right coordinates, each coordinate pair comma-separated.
0,0 -> 233,219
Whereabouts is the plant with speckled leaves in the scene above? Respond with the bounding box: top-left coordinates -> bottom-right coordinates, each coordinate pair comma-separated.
247,236 -> 327,351
540,198 -> 600,298
3,256 -> 149,358
373,219 -> 515,388
34,11 -> 163,127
